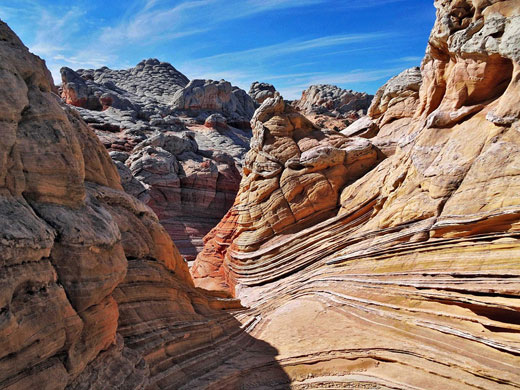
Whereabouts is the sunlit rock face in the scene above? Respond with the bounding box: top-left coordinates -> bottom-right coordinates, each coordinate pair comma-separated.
2,0 -> 520,388
192,1 -> 520,388
0,20 -> 248,390
59,62 -> 252,262
192,95 -> 383,291
293,84 -> 373,130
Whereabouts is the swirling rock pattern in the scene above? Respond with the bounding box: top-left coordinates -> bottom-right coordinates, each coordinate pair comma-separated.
192,96 -> 383,291
192,1 -> 520,388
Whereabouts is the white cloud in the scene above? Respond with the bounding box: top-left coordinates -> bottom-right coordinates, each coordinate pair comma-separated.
189,32 -> 394,64
386,55 -> 423,63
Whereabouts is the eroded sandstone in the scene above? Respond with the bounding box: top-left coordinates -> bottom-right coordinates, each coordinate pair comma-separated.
0,21 -> 246,390
60,62 -> 253,262
192,1 -> 520,388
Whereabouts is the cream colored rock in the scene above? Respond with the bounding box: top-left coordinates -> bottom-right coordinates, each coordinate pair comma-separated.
192,1 -> 520,389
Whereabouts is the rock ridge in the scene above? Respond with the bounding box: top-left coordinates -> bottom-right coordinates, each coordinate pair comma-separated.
60,62 -> 254,262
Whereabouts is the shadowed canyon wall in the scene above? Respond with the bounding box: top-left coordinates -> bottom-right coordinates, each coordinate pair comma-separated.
0,20 -> 289,390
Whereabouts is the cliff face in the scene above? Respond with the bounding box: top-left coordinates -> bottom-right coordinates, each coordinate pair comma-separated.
192,1 -> 520,388
0,20 -> 250,390
60,63 -> 252,262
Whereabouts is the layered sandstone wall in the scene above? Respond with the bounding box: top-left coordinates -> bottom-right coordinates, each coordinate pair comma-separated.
0,21 -> 246,390
2,0 -> 520,388
192,1 -> 520,388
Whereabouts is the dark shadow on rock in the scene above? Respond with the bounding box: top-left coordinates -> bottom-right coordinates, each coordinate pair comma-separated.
114,258 -> 291,390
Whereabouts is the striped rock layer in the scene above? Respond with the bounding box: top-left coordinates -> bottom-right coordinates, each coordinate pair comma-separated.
0,20 -> 249,390
191,1 -> 520,388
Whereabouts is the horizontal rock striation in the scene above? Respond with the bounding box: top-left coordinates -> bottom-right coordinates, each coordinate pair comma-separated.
192,1 -> 520,388
192,96 -> 384,292
0,21 -> 257,390
3,0 -> 520,388
60,62 -> 253,262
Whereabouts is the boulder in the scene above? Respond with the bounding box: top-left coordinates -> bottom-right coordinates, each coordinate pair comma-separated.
248,81 -> 277,104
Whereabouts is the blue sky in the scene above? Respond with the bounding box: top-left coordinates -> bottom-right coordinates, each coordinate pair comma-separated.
0,0 -> 435,99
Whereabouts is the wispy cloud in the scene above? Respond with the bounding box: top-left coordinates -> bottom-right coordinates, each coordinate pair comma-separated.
189,32 -> 394,64
386,55 -> 423,63
0,0 -> 426,96
97,0 -> 328,48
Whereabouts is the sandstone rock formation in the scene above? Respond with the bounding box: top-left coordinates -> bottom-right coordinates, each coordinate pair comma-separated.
0,20 -> 264,390
3,0 -> 520,388
248,81 -> 277,104
293,84 -> 373,130
171,79 -> 256,129
342,66 -> 423,155
60,63 -> 253,261
192,95 -> 383,291
192,1 -> 520,388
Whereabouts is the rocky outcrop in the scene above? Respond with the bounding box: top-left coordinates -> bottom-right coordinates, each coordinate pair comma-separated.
60,63 -> 252,262
3,0 -> 520,388
0,20 -> 255,390
248,81 -> 276,104
192,1 -> 520,388
293,84 -> 373,130
61,59 -> 188,114
344,66 -> 423,155
171,79 -> 256,129
368,66 -> 422,126
119,130 -> 246,261
191,95 -> 383,292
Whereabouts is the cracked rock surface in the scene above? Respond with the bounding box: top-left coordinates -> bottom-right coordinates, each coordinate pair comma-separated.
292,84 -> 373,130
60,60 -> 254,261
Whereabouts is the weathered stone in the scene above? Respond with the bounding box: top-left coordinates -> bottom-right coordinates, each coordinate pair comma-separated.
204,113 -> 228,130
192,95 -> 382,291
248,81 -> 276,104
341,116 -> 379,138
0,20 -> 241,390
60,63 -> 252,262
293,84 -> 373,129
192,2 -> 520,388
171,79 -> 256,129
